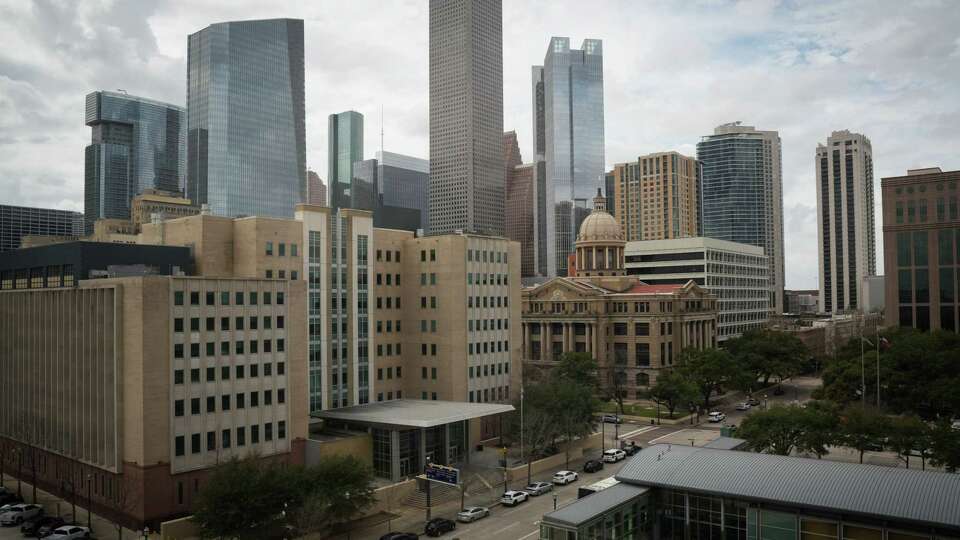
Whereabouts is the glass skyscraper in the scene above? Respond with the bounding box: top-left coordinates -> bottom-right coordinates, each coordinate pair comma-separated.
350,151 -> 430,233
328,111 -> 364,212
186,18 -> 305,218
83,91 -> 185,234
533,37 -> 605,276
697,122 -> 785,313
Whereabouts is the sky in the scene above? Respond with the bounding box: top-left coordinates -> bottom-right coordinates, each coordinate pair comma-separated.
1,0 -> 958,290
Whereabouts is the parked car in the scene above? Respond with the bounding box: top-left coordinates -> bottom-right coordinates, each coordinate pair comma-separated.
735,402 -> 751,411
378,532 -> 419,540
601,414 -> 622,424
708,411 -> 726,423
552,470 -> 578,485
500,490 -> 528,506
0,503 -> 43,526
621,441 -> 641,456
456,506 -> 489,523
45,525 -> 90,540
424,517 -> 456,537
602,449 -> 626,463
583,459 -> 604,473
22,515 -> 64,537
746,397 -> 760,406
524,481 -> 553,496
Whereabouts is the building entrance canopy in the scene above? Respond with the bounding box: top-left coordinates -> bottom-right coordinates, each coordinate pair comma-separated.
310,399 -> 513,429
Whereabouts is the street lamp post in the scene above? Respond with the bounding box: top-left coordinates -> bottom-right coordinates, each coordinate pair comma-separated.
142,527 -> 151,539
86,473 -> 93,532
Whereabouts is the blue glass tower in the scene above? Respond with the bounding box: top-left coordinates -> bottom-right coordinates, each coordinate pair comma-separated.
83,91 -> 185,234
187,18 -> 305,218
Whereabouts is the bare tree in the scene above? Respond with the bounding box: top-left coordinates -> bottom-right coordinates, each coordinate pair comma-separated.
109,476 -> 141,540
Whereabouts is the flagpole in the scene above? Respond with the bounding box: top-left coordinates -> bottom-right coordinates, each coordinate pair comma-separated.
876,323 -> 880,408
860,314 -> 865,408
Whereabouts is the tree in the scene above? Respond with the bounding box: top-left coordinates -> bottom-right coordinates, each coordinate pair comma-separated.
738,406 -> 808,455
194,457 -> 277,539
929,421 -> 960,473
109,476 -> 141,540
554,352 -> 600,389
797,402 -> 840,458
603,367 -> 628,416
726,329 -> 809,391
649,371 -> 698,418
839,406 -> 888,463
552,378 -> 598,468
887,416 -> 929,468
678,348 -> 739,409
305,454 -> 376,527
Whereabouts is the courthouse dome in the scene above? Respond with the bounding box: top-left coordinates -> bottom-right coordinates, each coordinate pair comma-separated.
576,189 -> 624,243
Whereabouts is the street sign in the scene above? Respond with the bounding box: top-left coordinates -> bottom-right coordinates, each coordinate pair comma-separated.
425,462 -> 460,486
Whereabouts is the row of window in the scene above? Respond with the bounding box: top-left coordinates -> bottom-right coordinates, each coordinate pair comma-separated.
174,421 -> 286,457
265,242 -> 298,257
375,249 -> 401,262
376,366 -> 402,380
174,290 -> 285,307
468,341 -> 510,354
174,362 -> 286,384
468,386 -> 509,403
175,315 -> 285,332
264,269 -> 299,280
174,388 -> 286,416
375,297 -> 402,309
467,249 -> 509,264
468,318 -> 510,332
467,273 -> 509,286
375,320 -> 401,332
173,339 -> 286,358
376,273 -> 401,286
468,362 -> 510,378
376,343 -> 401,356
376,390 -> 401,401
527,301 -> 654,314
467,296 -> 510,308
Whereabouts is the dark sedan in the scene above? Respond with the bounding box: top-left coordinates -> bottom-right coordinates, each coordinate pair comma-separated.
22,516 -> 64,537
424,517 -> 456,537
583,459 -> 604,473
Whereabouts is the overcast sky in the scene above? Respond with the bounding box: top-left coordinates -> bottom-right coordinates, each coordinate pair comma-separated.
1,0 -> 958,289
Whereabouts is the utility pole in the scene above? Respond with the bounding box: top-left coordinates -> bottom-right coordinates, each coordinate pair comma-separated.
859,313 -> 866,408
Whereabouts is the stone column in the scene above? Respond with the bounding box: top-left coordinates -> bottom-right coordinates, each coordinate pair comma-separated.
390,429 -> 401,482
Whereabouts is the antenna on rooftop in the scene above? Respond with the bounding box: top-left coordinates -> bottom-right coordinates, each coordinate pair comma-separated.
380,104 -> 384,156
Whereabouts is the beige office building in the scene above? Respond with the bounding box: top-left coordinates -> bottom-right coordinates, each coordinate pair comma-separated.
612,152 -> 700,241
522,192 -> 717,394
0,275 -> 306,527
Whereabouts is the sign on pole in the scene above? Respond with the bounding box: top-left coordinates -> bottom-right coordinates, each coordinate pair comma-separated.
424,463 -> 460,486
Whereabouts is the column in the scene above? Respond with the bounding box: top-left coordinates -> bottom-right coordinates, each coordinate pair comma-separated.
543,322 -> 552,361
444,423 -> 452,465
592,322 -> 601,363
420,428 -> 427,469
390,429 -> 401,482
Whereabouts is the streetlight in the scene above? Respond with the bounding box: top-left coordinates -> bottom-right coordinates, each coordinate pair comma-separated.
762,394 -> 768,410
86,473 -> 93,531
553,493 -> 558,510
142,527 -> 151,539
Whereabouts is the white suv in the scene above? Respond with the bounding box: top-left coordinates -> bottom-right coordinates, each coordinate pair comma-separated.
709,411 -> 726,423
0,503 -> 43,525
500,490 -> 528,506
602,449 -> 626,462
552,470 -> 578,485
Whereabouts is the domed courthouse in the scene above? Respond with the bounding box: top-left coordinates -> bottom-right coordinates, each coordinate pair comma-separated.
520,191 -> 718,392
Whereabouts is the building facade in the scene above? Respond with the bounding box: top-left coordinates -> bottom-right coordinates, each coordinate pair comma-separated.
697,122 -> 785,313
186,18 -> 305,219
84,91 -> 185,234
130,189 -> 198,231
882,168 -> 960,332
624,237 -> 769,341
612,152 -> 701,242
504,132 -> 538,277
0,204 -> 83,252
816,131 -> 876,314
0,275 -> 307,528
328,111 -> 364,212
352,151 -> 431,233
429,0 -> 504,236
533,37 -> 605,276
522,193 -> 717,393
307,170 -> 327,207
785,289 -> 819,315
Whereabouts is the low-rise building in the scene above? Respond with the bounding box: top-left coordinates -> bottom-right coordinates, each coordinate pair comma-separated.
539,444 -> 960,539
624,237 -> 769,341
522,192 -> 717,393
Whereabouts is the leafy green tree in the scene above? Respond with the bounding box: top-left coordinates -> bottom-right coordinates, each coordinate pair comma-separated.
887,415 -> 929,468
839,406 -> 888,463
304,454 -> 376,527
554,352 -> 600,389
649,370 -> 698,418
678,348 -> 739,409
552,377 -> 599,468
797,401 -> 840,458
929,421 -> 960,473
726,329 -> 810,389
738,406 -> 806,455
194,457 -> 281,539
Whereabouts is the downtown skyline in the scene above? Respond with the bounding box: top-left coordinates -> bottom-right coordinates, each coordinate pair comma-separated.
0,0 -> 959,289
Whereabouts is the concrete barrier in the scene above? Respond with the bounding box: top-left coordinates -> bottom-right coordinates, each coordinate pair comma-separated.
159,515 -> 200,539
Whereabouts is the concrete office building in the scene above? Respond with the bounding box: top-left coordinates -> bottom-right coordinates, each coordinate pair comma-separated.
522,192 -> 717,393
698,122 -> 785,313
785,289 -> 819,315
429,0 -> 504,235
130,189 -> 198,231
328,111 -> 364,211
624,237 -> 769,341
612,152 -> 701,242
351,151 -> 431,233
187,18 -> 305,218
533,37 -> 605,276
84,91 -> 186,234
505,131 -> 539,277
882,167 -> 960,332
540,444 -> 960,539
816,131 -> 876,314
306,170 -> 327,207
0,275 -> 307,527
0,204 -> 83,252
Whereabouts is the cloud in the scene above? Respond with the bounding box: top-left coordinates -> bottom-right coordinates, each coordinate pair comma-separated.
0,0 -> 958,290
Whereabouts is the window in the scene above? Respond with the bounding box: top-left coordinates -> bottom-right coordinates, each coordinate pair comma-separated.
279,243 -> 286,256
222,429 -> 231,449
191,433 -> 201,454
191,398 -> 200,415
265,423 -> 274,441
175,436 -> 185,457
221,317 -> 230,331
251,425 -> 260,443
221,395 -> 231,411
266,241 -> 274,256
174,369 -> 184,384
278,421 -> 286,439
206,292 -> 215,306
174,400 -> 184,417
236,365 -> 245,379
190,318 -> 200,331
174,318 -> 184,332
278,389 -> 286,403
277,316 -> 285,328
207,431 -> 216,451
221,291 -> 230,305
190,368 -> 200,383
174,291 -> 184,306
174,344 -> 184,359
206,317 -> 214,331
235,291 -> 244,305
265,390 -> 273,405
291,243 -> 298,257
277,292 -> 284,305
206,367 -> 215,381
237,426 -> 246,447
190,291 -> 200,305
251,391 -> 259,407
206,396 -> 215,413
237,393 -> 245,409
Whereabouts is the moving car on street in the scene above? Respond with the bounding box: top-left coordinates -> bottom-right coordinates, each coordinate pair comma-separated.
583,459 -> 604,473
600,414 -> 622,424
552,470 -> 578,485
524,481 -> 553,496
456,506 -> 489,523
500,490 -> 529,506
735,402 -> 751,411
424,517 -> 456,537
708,411 -> 726,422
602,449 -> 626,462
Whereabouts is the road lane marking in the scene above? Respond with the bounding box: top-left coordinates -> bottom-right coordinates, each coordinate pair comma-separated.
619,425 -> 659,439
490,521 -> 520,536
649,428 -> 691,444
519,529 -> 540,539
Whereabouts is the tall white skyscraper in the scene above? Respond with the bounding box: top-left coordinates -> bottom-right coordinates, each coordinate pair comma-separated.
816,130 -> 876,314
697,122 -> 784,313
428,0 -> 504,236
533,37 -> 605,277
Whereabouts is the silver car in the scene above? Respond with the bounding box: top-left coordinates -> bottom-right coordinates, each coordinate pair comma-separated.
0,503 -> 43,526
457,506 -> 490,523
524,481 -> 553,496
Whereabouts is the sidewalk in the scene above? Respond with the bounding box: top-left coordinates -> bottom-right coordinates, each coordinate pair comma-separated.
0,475 -> 145,539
